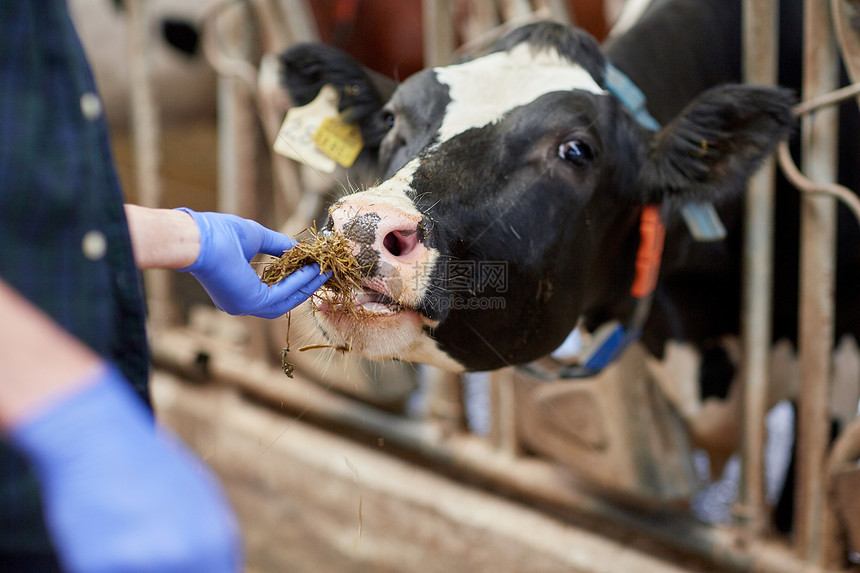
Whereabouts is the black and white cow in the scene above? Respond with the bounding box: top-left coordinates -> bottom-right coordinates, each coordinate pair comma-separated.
280,0 -> 859,525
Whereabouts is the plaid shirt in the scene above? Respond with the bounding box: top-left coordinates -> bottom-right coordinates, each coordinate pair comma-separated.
0,1 -> 150,558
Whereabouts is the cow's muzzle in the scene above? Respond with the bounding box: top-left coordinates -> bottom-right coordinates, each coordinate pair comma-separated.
325,196 -> 433,313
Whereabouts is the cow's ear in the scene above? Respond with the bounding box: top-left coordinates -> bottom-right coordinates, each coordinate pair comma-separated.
279,43 -> 397,145
638,85 -> 796,203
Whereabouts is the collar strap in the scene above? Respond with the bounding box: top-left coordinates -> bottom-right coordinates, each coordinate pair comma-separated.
603,62 -> 660,131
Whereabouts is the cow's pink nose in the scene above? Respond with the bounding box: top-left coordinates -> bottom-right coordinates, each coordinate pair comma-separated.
328,201 -> 427,272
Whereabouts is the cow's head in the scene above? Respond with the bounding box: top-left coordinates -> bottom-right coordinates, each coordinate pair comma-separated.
280,22 -> 794,372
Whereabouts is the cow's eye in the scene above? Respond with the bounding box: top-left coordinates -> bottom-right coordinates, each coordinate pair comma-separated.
382,111 -> 395,130
558,139 -> 594,167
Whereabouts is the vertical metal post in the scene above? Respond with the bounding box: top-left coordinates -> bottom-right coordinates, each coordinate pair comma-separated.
796,0 -> 840,565
738,0 -> 778,538
499,0 -> 533,21
426,368 -> 468,435
535,0 -> 573,25
489,368 -> 521,455
423,0 -> 457,67
127,0 -> 177,324
216,3 -> 258,218
461,0 -> 501,43
274,0 -> 318,45
127,0 -> 160,210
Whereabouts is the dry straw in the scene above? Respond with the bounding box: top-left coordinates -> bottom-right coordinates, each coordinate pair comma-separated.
261,225 -> 365,376
261,225 -> 365,311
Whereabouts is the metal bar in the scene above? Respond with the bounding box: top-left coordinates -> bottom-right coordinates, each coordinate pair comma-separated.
126,0 -> 178,325
778,140 -> 860,225
796,0 -> 840,565
828,415 -> 860,475
257,0 -> 319,230
738,0 -> 779,539
499,0 -> 532,21
215,3 -> 258,218
461,0 -> 501,44
126,0 -> 161,210
488,368 -> 521,455
795,82 -> 860,116
425,367 -> 468,435
423,0 -> 457,67
217,79 -> 257,218
832,0 -> 860,101
275,0 -> 318,45
534,0 -> 572,24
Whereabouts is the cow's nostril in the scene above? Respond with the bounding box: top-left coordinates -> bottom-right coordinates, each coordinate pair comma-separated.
383,232 -> 401,256
383,230 -> 419,258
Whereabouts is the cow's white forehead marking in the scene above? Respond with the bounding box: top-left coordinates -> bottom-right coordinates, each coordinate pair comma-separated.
434,43 -> 607,142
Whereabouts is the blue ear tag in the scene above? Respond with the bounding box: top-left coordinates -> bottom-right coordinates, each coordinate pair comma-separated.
680,201 -> 727,241
603,63 -> 660,131
604,63 -> 726,243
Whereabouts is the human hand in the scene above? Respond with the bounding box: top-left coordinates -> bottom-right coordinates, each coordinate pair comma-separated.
8,365 -> 241,573
177,208 -> 329,318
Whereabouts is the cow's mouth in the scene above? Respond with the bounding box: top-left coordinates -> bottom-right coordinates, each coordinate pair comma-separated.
313,285 -> 406,316
354,287 -> 404,314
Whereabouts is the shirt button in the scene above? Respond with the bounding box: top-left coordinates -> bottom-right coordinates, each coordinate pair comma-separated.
80,92 -> 103,121
82,230 -> 108,260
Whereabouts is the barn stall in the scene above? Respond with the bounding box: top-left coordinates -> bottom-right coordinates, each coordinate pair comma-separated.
74,0 -> 860,571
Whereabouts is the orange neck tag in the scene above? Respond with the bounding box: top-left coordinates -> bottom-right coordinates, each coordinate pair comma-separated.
630,205 -> 665,299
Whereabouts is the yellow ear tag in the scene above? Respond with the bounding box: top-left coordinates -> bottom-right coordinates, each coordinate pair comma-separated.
312,115 -> 363,168
273,84 -> 340,173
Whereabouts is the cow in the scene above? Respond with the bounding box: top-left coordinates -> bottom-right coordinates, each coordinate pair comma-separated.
279,0 -> 859,530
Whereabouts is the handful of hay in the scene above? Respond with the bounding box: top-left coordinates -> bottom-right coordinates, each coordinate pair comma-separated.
260,226 -> 364,377
261,226 -> 364,312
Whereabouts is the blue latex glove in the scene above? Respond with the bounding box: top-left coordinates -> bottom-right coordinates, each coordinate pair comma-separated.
177,208 -> 330,318
9,365 -> 241,573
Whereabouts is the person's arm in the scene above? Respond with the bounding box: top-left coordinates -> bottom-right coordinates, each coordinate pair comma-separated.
124,205 -> 330,318
0,279 -> 101,427
0,278 -> 242,572
124,204 -> 200,270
